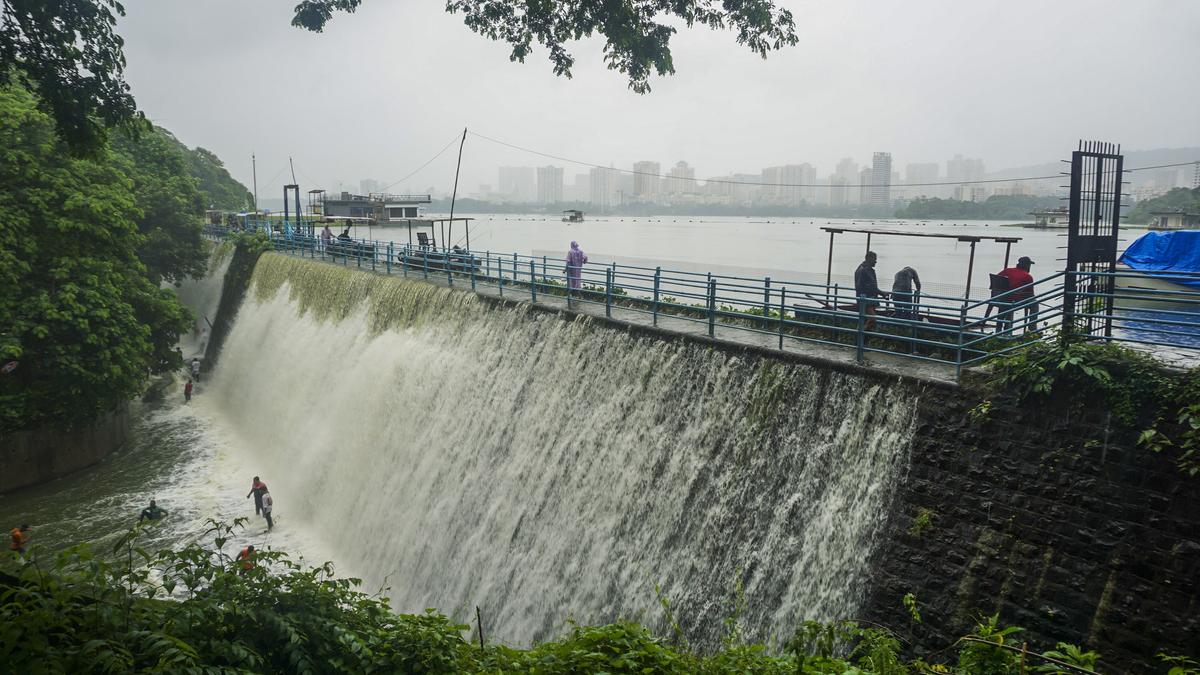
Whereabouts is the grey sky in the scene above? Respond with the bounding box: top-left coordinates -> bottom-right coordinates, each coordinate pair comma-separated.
119,0 -> 1200,195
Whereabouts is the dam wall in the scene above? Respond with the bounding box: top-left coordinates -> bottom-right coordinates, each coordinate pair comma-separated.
201,250 -> 1199,669
207,252 -> 920,648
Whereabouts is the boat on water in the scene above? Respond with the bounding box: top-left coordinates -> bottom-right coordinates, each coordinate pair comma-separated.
562,209 -> 585,223
1115,230 -> 1200,309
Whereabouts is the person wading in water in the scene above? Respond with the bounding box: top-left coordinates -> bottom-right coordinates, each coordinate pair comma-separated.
246,477 -> 268,516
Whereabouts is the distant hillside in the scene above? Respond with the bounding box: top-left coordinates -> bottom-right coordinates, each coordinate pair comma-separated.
1127,187 -> 1200,223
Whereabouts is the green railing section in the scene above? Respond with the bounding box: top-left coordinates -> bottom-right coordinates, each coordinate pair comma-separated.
205,225 -> 1200,378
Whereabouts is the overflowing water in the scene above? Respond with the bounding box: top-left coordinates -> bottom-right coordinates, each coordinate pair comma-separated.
204,253 -> 919,646
174,240 -> 232,361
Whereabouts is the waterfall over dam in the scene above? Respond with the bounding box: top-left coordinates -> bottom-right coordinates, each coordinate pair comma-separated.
208,252 -> 919,647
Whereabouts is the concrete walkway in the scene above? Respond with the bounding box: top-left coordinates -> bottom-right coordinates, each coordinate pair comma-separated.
375,260 -> 964,385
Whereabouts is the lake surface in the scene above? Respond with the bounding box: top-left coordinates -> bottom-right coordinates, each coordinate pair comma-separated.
348,216 -> 1151,300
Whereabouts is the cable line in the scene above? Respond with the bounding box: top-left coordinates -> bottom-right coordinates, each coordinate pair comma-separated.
382,133 -> 464,192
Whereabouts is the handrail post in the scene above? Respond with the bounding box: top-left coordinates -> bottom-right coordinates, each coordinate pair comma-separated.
542,256 -> 547,287
763,276 -> 771,323
446,250 -> 453,286
707,275 -> 716,338
371,241 -> 376,271
856,294 -> 866,363
423,249 -> 429,279
956,304 -> 967,380
470,253 -> 476,291
357,241 -> 362,268
605,268 -> 613,318
652,266 -> 661,327
498,255 -> 504,297
831,283 -> 839,343
386,241 -> 392,274
778,286 -> 787,350
530,260 -> 537,302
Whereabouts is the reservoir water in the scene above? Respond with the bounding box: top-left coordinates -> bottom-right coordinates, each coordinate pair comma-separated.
346,215 -> 1145,299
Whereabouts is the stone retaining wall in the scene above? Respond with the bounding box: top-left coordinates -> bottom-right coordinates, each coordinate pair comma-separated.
0,407 -> 130,493
863,388 -> 1200,672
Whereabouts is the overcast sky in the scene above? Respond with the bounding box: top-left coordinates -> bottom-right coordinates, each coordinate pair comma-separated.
119,0 -> 1200,195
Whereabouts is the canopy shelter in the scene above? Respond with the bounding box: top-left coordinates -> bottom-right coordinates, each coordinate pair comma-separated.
398,217 -> 475,251
821,226 -> 1023,301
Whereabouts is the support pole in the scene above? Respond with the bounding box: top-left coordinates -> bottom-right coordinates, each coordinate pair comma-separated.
825,230 -> 835,289
447,127 -> 468,250
965,240 -> 977,302
1004,241 -> 1012,269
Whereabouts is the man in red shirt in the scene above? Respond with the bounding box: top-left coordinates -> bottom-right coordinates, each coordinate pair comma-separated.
246,477 -> 268,516
996,256 -> 1037,332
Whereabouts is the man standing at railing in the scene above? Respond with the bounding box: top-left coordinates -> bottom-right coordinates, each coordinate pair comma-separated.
855,251 -> 888,330
892,266 -> 922,320
565,241 -> 588,294
997,256 -> 1038,332
321,223 -> 333,251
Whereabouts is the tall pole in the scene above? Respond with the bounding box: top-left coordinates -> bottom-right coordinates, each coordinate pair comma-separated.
446,127 -> 467,251
252,153 -> 258,218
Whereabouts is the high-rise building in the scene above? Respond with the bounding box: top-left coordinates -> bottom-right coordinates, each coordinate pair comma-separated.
828,176 -> 849,207
563,173 -> 589,202
859,167 -> 874,206
946,155 -> 986,182
904,163 -> 939,198
665,161 -> 696,195
761,166 -> 784,202
588,166 -> 618,210
498,166 -> 536,202
871,152 -> 892,207
633,161 -> 661,201
947,155 -> 985,202
536,165 -> 564,204
836,158 -> 860,204
761,164 -> 815,206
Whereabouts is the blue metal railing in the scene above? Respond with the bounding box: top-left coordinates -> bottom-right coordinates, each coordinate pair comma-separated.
204,225 -> 1200,377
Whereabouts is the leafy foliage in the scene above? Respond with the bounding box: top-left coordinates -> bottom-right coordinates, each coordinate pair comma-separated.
291,0 -> 798,93
1127,187 -> 1200,224
0,0 -> 143,155
110,127 -> 208,284
186,145 -> 253,211
987,340 -> 1200,476
0,85 -> 191,431
895,195 -> 1064,221
0,525 -> 1111,674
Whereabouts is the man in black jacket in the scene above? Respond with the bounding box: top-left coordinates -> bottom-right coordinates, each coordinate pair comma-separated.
854,251 -> 888,330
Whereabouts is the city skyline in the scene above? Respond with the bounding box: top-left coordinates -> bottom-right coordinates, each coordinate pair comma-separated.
113,1 -> 1200,202
323,147 -> 1198,211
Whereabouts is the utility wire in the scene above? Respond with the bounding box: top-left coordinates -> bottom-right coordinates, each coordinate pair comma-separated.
382,133 -> 464,192
467,130 -> 1199,190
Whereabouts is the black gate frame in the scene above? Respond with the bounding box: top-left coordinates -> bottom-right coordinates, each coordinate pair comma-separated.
1063,141 -> 1124,340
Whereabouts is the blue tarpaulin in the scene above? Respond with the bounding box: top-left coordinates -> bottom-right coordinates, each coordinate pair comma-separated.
1118,230 -> 1200,289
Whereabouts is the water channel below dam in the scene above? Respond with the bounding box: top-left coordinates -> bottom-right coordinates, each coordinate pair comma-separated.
1,249 -> 922,648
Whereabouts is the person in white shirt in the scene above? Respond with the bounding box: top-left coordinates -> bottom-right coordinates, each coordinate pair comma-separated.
190,357 -> 201,382
261,491 -> 274,530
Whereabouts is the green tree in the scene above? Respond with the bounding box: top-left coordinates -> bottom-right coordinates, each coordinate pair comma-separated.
185,146 -> 254,211
110,127 -> 208,284
1127,187 -> 1200,224
0,0 -> 142,155
0,85 -> 190,432
291,0 -> 799,93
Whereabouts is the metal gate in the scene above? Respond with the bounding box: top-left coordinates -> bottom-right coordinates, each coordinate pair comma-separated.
1063,141 -> 1124,340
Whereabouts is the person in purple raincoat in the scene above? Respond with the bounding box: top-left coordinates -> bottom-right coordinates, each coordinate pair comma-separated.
565,241 -> 588,291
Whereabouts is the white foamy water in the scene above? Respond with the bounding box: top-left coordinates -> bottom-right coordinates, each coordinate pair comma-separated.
207,253 -> 918,646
